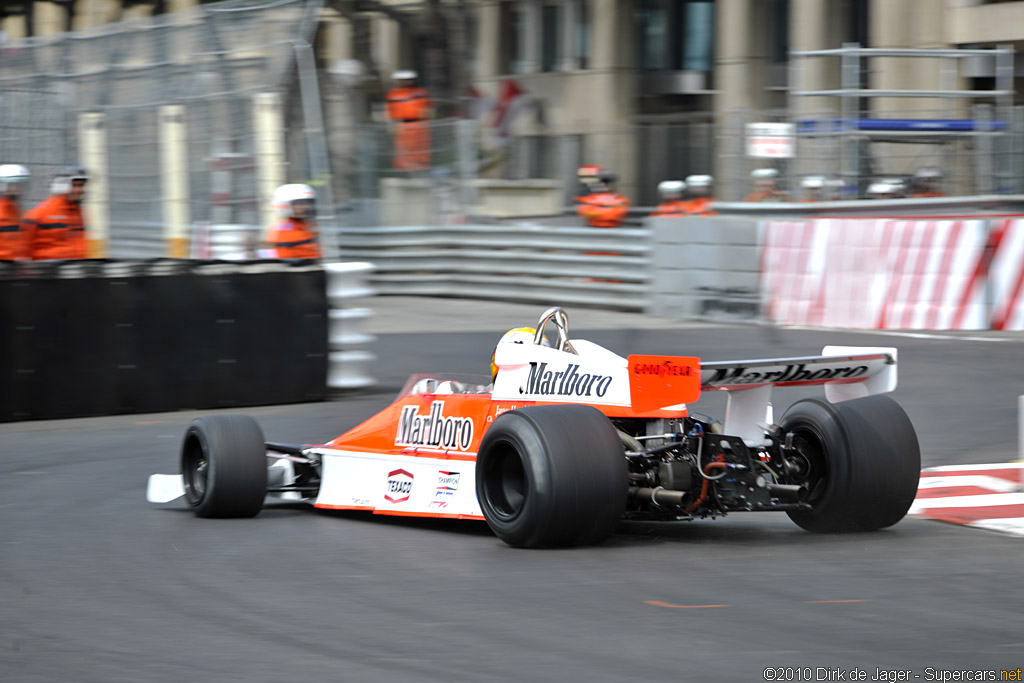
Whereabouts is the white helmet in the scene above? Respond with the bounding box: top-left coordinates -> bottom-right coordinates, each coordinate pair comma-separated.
685,174 -> 712,195
751,168 -> 779,180
271,183 -> 316,219
0,164 -> 30,195
801,175 -> 825,190
50,164 -> 87,195
393,70 -> 417,81
658,180 -> 686,198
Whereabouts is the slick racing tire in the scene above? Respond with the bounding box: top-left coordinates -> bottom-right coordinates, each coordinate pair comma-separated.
475,405 -> 628,548
780,395 -> 920,533
181,415 -> 268,518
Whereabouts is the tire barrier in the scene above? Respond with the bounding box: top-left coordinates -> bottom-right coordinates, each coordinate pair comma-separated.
324,262 -> 377,390
760,217 -> 1024,330
0,259 -> 327,423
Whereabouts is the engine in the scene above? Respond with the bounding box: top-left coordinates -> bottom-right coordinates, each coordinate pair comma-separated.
617,416 -> 807,520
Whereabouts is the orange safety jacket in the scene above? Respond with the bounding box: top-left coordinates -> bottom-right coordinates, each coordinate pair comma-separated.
577,191 -> 631,228
386,87 -> 430,122
23,194 -> 87,261
744,190 -> 787,202
0,195 -> 26,260
266,219 -> 321,259
682,196 -> 717,216
910,191 -> 947,198
650,200 -> 689,217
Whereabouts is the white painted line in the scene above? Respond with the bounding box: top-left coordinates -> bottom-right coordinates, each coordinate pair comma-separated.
916,475 -> 1021,493
923,463 -> 1024,473
909,492 -> 1024,513
967,517 -> 1024,537
786,326 -> 1020,342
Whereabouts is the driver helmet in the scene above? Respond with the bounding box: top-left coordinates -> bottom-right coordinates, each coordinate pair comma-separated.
271,183 -> 317,220
490,327 -> 550,379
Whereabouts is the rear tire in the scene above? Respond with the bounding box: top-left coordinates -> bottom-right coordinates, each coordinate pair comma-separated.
780,395 -> 920,533
181,415 -> 268,518
475,405 -> 628,548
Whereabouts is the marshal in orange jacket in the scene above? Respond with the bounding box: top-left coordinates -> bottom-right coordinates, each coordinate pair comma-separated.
577,191 -> 631,228
266,218 -> 321,259
387,86 -> 431,170
22,194 -> 87,260
0,195 -> 27,260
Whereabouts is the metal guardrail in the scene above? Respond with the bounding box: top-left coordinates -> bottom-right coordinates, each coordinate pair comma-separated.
338,224 -> 652,311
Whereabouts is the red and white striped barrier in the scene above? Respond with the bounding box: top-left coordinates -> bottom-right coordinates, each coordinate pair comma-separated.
760,217 -> 1024,330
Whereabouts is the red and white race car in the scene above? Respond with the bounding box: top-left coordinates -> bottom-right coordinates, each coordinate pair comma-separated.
148,307 -> 921,548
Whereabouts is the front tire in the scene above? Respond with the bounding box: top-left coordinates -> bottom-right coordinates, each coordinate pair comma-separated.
181,415 -> 268,518
475,405 -> 628,548
780,395 -> 920,533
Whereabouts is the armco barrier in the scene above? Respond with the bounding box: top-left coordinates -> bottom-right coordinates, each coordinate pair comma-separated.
760,217 -> 1024,331
338,224 -> 651,311
325,262 -> 377,390
0,259 -> 327,422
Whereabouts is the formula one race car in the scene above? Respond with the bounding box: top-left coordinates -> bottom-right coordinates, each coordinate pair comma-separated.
147,307 -> 921,548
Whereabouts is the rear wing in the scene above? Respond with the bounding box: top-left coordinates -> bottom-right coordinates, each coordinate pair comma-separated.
629,346 -> 897,445
700,346 -> 897,403
707,345 -> 896,445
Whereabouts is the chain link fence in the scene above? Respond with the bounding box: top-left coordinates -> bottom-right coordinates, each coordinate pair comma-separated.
0,0 -> 328,257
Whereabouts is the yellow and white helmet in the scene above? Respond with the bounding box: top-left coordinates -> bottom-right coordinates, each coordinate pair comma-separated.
490,327 -> 550,379
271,183 -> 317,219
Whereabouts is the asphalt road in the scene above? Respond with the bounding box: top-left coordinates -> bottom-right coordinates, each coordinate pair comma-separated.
2,303 -> 1023,682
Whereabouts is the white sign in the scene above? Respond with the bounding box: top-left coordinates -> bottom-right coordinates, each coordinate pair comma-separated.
746,122 -> 795,158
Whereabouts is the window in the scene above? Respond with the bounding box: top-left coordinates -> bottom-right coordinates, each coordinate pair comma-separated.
541,3 -> 560,72
682,1 -> 713,71
499,2 -> 523,74
636,0 -> 714,72
575,0 -> 590,69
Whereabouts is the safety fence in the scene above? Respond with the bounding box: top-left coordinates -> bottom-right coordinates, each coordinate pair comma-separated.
719,105 -> 1024,202
338,223 -> 651,312
760,217 -> 1024,331
0,259 -> 327,422
0,0 -> 330,257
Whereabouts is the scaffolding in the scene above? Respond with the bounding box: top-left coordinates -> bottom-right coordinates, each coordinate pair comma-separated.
789,44 -> 1016,196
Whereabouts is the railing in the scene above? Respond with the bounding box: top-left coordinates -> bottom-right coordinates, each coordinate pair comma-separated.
338,223 -> 652,311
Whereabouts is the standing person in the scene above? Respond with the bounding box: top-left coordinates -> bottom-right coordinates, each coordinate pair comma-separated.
576,170 -> 631,228
799,175 -> 826,202
744,168 -> 787,202
683,174 -> 716,215
909,167 -> 947,198
264,184 -> 321,259
23,165 -> 88,261
0,164 -> 31,260
650,180 -> 687,216
386,70 -> 431,171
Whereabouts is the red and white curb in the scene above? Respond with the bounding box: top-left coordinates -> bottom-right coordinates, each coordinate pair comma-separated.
910,463 -> 1024,537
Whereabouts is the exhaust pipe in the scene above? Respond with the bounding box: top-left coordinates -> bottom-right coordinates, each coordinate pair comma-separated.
629,486 -> 688,507
766,483 -> 806,501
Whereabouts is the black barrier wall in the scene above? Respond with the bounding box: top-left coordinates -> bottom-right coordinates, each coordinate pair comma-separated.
0,259 -> 328,422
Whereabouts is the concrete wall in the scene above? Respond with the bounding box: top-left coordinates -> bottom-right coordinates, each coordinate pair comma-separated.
647,216 -> 761,321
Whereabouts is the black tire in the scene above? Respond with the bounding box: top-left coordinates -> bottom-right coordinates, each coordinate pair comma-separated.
475,405 -> 628,548
181,415 -> 268,518
780,395 -> 920,533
